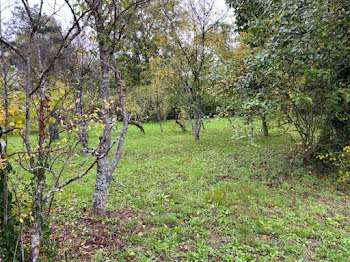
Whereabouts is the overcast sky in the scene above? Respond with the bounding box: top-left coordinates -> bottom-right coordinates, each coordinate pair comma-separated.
0,0 -> 233,30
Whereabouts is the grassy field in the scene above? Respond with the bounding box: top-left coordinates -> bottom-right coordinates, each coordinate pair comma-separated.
10,119 -> 350,261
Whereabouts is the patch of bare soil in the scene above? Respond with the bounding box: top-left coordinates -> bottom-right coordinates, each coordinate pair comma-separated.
52,206 -> 145,259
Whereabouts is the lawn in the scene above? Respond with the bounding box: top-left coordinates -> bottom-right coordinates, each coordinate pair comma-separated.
10,118 -> 350,261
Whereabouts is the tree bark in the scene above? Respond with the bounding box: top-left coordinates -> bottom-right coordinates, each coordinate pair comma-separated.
129,121 -> 145,134
109,56 -> 129,175
30,29 -> 47,262
49,111 -> 59,141
30,175 -> 45,262
76,50 -> 89,149
93,154 -> 111,216
92,9 -> 111,215
157,113 -> 163,133
76,89 -> 89,149
2,167 -> 8,226
0,4 -> 9,226
175,118 -> 186,132
192,107 -> 202,140
262,115 -> 269,137
174,108 -> 186,132
152,96 -> 163,133
0,129 -> 8,227
92,56 -> 129,217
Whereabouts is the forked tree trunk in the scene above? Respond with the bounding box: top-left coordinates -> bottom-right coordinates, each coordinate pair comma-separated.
185,109 -> 201,140
92,56 -> 129,217
88,0 -> 131,217
191,120 -> 201,140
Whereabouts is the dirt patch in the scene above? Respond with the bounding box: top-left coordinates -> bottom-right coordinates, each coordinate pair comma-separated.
316,196 -> 350,210
52,207 -> 145,259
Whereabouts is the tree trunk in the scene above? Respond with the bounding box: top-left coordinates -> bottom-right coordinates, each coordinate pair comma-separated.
192,108 -> 202,141
30,174 -> 45,262
76,90 -> 89,149
92,16 -> 111,215
109,56 -> 129,177
30,28 -> 48,261
158,121 -> 163,133
194,130 -> 200,140
75,62 -> 89,149
152,97 -> 163,133
49,111 -> 59,141
2,167 -> 8,226
174,110 -> 186,132
184,109 -> 201,140
262,115 -> 269,137
175,118 -> 186,132
129,121 -> 145,134
78,128 -> 89,149
1,8 -> 9,224
0,128 -> 8,226
92,154 -> 111,216
192,126 -> 200,140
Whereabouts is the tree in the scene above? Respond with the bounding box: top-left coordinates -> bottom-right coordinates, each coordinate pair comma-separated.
84,0 -> 152,216
119,0 -> 175,133
160,0 -> 227,140
0,1 -> 95,260
226,0 -> 350,163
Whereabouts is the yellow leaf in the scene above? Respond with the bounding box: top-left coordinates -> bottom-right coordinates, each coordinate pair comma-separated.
49,117 -> 56,124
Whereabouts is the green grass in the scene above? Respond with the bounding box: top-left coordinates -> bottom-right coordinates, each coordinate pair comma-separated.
9,118 -> 350,261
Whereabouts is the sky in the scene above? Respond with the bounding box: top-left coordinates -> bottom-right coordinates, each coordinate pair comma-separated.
0,0 -> 233,31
